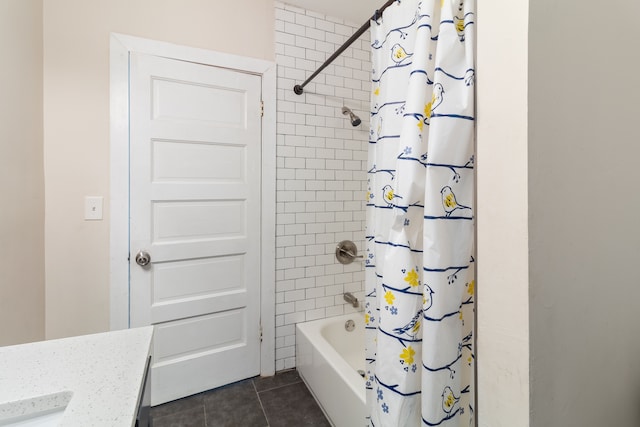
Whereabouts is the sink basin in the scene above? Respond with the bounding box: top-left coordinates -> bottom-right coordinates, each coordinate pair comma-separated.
0,391 -> 72,427
0,408 -> 65,427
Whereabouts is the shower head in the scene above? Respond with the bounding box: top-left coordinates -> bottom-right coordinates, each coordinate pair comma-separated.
342,106 -> 362,127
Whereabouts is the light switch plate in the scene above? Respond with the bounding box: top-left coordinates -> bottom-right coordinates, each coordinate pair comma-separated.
85,196 -> 103,220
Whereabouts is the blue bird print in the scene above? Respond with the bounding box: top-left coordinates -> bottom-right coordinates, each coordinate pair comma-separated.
382,185 -> 403,207
441,186 -> 471,217
393,309 -> 422,339
391,43 -> 413,65
464,69 -> 475,86
442,386 -> 461,414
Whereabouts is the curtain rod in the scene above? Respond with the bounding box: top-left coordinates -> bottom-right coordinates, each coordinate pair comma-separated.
293,0 -> 397,95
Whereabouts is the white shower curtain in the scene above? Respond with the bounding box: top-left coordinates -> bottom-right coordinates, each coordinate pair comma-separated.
365,0 -> 475,425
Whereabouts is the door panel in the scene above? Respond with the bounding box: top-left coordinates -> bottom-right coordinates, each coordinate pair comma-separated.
151,255 -> 247,323
152,256 -> 246,302
151,77 -> 248,127
152,200 -> 246,242
152,140 -> 246,183
129,52 -> 262,405
154,309 -> 248,363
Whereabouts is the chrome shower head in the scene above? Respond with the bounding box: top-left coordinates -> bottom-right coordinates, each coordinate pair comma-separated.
342,106 -> 362,127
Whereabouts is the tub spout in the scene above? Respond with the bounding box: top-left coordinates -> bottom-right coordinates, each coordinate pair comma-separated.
343,292 -> 358,308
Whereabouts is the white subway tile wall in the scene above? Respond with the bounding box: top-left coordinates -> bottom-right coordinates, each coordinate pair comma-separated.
274,2 -> 371,371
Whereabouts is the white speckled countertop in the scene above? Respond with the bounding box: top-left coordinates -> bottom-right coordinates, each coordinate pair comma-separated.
0,326 -> 153,426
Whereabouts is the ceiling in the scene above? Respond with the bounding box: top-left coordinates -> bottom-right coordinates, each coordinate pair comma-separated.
283,0 -> 375,25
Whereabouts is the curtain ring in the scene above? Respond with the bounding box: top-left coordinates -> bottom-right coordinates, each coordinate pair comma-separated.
373,9 -> 382,25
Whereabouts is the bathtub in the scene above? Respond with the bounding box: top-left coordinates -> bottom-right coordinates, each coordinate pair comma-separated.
296,313 -> 366,427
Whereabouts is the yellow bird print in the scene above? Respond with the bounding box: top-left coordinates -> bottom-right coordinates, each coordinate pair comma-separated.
440,186 -> 471,217
376,116 -> 383,139
455,1 -> 467,42
455,16 -> 466,42
441,386 -> 461,414
423,284 -> 434,311
425,83 -> 445,120
391,43 -> 413,65
382,185 -> 402,207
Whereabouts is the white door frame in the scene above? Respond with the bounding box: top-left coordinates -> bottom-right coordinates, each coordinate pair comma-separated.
109,33 -> 276,377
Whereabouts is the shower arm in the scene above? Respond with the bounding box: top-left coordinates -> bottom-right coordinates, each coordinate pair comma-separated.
293,0 -> 397,95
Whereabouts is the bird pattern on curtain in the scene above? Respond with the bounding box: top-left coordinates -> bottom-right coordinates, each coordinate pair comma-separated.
365,0 -> 475,425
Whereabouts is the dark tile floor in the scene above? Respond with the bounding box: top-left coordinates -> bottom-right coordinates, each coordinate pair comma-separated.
150,369 -> 331,427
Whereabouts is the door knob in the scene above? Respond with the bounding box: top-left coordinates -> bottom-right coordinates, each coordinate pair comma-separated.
135,250 -> 151,267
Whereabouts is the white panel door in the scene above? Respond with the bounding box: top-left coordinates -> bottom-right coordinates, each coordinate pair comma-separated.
129,52 -> 262,405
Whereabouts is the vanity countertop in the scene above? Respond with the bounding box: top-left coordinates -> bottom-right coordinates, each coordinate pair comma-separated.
0,326 -> 153,426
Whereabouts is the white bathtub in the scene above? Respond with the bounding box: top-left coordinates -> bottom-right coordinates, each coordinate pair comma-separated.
296,313 -> 366,427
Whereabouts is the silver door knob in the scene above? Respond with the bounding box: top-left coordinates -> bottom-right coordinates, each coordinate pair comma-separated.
135,250 -> 151,266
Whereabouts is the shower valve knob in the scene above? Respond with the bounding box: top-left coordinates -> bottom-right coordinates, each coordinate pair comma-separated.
335,240 -> 363,265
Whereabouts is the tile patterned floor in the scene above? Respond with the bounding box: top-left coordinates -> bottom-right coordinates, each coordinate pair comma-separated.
150,370 -> 330,427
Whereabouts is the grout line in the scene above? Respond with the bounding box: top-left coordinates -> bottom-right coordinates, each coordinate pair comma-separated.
254,370 -> 302,394
202,402 -> 207,427
255,379 -> 303,394
149,397 -> 203,421
252,378 -> 270,427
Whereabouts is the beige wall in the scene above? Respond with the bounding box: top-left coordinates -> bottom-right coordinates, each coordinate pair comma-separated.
476,0 -> 530,425
43,0 -> 275,339
528,0 -> 640,425
0,0 -> 45,346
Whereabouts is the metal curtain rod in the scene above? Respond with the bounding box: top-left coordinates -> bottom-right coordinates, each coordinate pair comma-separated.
293,0 -> 397,95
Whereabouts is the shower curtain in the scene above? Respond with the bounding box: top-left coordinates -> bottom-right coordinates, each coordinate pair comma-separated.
365,0 -> 475,425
